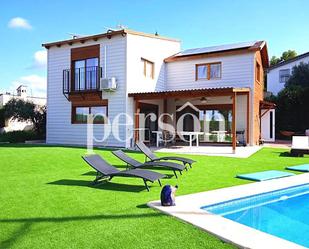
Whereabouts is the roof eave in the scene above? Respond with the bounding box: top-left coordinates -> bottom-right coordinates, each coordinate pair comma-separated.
42,29 -> 180,49
42,29 -> 126,49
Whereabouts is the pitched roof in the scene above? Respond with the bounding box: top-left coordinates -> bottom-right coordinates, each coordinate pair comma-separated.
268,51 -> 309,71
175,41 -> 258,57
42,29 -> 180,48
165,40 -> 269,67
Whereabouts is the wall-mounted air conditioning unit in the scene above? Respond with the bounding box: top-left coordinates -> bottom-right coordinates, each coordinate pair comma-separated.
100,77 -> 117,92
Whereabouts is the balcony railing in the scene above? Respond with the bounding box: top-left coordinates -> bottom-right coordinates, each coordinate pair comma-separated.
63,66 -> 102,94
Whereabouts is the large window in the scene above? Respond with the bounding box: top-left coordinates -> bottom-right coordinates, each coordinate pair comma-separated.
279,69 -> 290,83
196,62 -> 221,80
74,57 -> 99,91
141,58 -> 154,79
72,104 -> 108,124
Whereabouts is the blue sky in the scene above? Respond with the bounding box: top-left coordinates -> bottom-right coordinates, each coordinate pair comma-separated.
1,0 -> 309,96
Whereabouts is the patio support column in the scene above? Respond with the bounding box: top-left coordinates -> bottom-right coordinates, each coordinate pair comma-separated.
232,92 -> 237,153
134,99 -> 140,142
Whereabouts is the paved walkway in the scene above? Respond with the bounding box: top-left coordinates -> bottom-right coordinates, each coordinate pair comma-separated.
263,139 -> 291,149
153,145 -> 262,158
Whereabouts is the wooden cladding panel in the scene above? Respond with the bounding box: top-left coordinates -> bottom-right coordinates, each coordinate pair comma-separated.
71,45 -> 100,61
68,91 -> 103,102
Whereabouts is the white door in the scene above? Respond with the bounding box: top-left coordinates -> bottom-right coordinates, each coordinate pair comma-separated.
261,109 -> 275,142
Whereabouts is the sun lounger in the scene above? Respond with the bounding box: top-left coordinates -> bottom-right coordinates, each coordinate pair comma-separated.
290,136 -> 309,157
82,154 -> 165,191
136,141 -> 196,168
112,150 -> 186,178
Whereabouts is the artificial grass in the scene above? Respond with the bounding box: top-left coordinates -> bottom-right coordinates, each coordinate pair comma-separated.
0,144 -> 308,249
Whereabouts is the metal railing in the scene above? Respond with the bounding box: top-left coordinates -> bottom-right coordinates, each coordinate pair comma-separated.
63,66 -> 101,94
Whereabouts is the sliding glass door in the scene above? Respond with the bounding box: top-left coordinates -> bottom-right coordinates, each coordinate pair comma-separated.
199,109 -> 232,143
74,57 -> 99,91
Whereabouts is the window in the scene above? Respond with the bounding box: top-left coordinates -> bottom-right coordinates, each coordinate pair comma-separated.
279,69 -> 290,83
74,57 -> 99,91
256,62 -> 261,82
141,58 -> 154,79
197,65 -> 208,80
75,107 -> 89,123
72,104 -> 108,124
210,63 -> 221,79
196,62 -> 221,80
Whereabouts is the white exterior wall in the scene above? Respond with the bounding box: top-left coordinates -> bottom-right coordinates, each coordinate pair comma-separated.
125,34 -> 180,146
126,34 -> 180,93
267,55 -> 309,95
166,53 -> 255,90
47,35 -> 127,147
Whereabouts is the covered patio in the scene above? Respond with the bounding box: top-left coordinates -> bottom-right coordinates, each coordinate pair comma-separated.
129,87 -> 252,153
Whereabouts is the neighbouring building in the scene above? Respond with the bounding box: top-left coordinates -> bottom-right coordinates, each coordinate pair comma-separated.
42,28 -> 275,149
267,52 -> 309,95
0,85 -> 46,133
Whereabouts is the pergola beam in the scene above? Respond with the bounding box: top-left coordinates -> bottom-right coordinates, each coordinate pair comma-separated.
232,92 -> 237,153
129,87 -> 250,100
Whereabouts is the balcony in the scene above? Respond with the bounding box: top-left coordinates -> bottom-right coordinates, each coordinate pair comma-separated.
63,66 -> 102,97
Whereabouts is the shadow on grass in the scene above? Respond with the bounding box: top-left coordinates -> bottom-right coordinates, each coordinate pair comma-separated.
0,212 -> 164,248
0,222 -> 31,249
136,204 -> 150,209
279,152 -> 295,157
47,179 -> 154,193
0,212 -> 164,224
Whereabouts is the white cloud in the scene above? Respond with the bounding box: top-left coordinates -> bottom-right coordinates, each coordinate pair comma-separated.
32,50 -> 47,69
8,17 -> 32,30
9,75 -> 46,98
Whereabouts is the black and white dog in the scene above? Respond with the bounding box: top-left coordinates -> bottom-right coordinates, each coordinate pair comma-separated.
160,185 -> 178,206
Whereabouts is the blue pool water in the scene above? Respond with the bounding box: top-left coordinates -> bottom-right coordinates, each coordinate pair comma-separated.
202,184 -> 309,248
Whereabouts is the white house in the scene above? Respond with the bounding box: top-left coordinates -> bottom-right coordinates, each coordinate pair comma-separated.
43,29 -> 273,149
0,85 -> 46,132
267,52 -> 309,95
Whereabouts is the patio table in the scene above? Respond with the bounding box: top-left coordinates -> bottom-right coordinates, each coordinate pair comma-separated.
177,131 -> 204,147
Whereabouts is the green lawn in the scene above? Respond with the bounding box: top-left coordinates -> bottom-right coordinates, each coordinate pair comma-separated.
0,144 -> 309,249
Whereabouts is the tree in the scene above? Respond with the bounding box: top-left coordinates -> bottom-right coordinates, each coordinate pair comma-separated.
0,108 -> 5,128
270,56 -> 281,66
285,62 -> 309,88
270,50 -> 297,66
281,50 -> 297,61
4,99 -> 46,135
271,62 -> 309,133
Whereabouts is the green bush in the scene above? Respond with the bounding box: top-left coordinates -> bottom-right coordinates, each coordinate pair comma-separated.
0,108 -> 5,128
0,130 -> 44,143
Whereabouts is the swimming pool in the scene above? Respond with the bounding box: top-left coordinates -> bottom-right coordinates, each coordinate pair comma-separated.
202,183 -> 309,248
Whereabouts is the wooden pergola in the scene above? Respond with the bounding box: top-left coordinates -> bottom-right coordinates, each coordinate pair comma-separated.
128,87 -> 251,152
